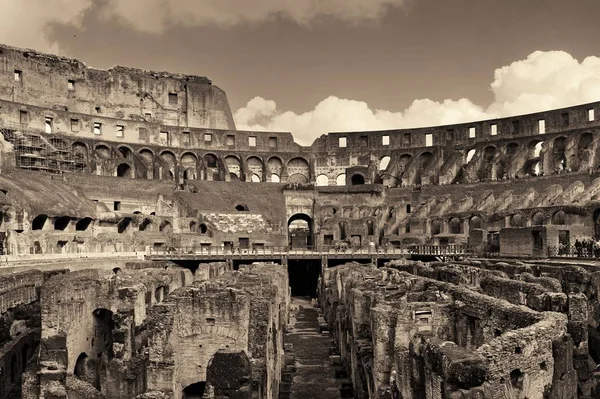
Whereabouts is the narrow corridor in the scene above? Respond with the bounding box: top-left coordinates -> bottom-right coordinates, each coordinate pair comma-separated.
282,297 -> 351,399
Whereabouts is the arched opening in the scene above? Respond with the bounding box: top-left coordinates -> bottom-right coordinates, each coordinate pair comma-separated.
449,217 -> 462,234
532,212 -> 545,226
204,154 -> 218,168
470,216 -> 482,230
466,149 -> 476,164
116,163 -> 132,178
336,174 -> 346,186
379,156 -> 391,171
552,137 -> 567,172
139,149 -> 154,164
396,154 -> 412,185
530,140 -> 543,158
76,217 -> 93,231
74,352 -> 88,379
510,214 -> 525,227
288,173 -> 309,184
478,146 -> 496,180
287,157 -> 310,183
118,218 -> 132,234
267,157 -> 283,180
339,221 -> 348,240
316,174 -> 329,186
199,223 -> 207,234
415,152 -> 432,185
367,220 -> 375,236
32,214 -> 48,230
181,153 -> 198,180
552,211 -> 566,225
159,220 -> 172,233
431,220 -> 442,235
271,174 -> 280,183
118,146 -> 133,160
247,156 -> 264,181
225,156 -> 243,180
95,145 -> 111,159
235,204 -> 249,212
189,221 -> 197,232
139,218 -> 152,231
54,216 -> 70,231
183,381 -> 207,399
229,172 -> 240,181
351,174 -> 365,185
288,214 -> 313,248
575,132 -> 594,171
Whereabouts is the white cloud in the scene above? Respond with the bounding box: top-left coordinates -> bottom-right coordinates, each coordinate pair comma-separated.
235,51 -> 600,145
0,0 -> 92,52
100,0 -> 408,33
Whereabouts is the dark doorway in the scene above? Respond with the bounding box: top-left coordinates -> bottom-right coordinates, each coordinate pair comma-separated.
183,381 -> 207,399
351,174 -> 365,185
487,231 -> 500,253
239,237 -> 249,249
287,259 -> 321,297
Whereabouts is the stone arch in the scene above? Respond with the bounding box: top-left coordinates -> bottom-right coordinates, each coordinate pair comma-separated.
379,156 -> 391,171
118,145 -> 134,161
116,163 -> 133,178
246,156 -> 264,181
204,153 -> 219,168
529,140 -> 544,159
552,210 -> 566,225
54,216 -> 70,231
72,142 -> 88,164
225,155 -> 243,180
183,382 -> 206,398
551,136 -> 568,172
181,152 -> 198,180
32,214 -> 48,230
160,220 -> 172,233
74,352 -> 88,379
287,157 -> 310,183
574,132 -> 594,171
316,174 -> 329,186
470,216 -> 482,230
288,213 -> 313,248
396,154 -> 412,185
466,149 -> 476,164
199,223 -> 208,234
415,152 -> 433,185
117,217 -> 132,233
431,220 -> 442,235
267,156 -> 283,179
95,144 -> 111,159
139,218 -> 153,231
478,146 -> 497,180
139,148 -> 155,163
449,217 -> 462,234
531,212 -> 545,226
161,151 -> 177,180
189,221 -> 197,232
336,174 -> 346,186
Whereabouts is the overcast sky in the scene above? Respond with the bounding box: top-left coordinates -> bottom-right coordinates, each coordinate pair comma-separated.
2,0 -> 600,144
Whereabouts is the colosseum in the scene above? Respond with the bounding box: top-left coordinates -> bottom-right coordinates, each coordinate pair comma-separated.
0,43 -> 600,398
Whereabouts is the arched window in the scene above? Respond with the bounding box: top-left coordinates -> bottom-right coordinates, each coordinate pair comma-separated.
449,217 -> 462,234
351,174 -> 365,185
552,211 -> 566,225
379,156 -> 391,171
316,174 -> 329,186
336,174 -> 346,186
532,212 -> 545,226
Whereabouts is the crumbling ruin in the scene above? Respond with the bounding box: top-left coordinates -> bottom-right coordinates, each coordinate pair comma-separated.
1,43 -> 600,398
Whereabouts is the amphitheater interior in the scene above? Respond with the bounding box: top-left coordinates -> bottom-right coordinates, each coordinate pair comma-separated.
0,43 -> 600,398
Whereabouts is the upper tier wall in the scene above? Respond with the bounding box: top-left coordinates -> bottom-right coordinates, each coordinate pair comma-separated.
0,44 -> 236,130
310,101 -> 600,153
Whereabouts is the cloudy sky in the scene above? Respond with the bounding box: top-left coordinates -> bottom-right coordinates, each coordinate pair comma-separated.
3,0 -> 600,144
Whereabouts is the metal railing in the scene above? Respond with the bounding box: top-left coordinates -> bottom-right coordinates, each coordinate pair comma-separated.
408,245 -> 468,256
548,245 -> 600,258
147,245 -> 410,258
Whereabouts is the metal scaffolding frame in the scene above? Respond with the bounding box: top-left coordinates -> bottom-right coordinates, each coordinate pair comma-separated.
0,123 -> 86,173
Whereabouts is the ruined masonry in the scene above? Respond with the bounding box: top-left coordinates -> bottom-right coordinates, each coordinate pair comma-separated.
0,42 -> 600,398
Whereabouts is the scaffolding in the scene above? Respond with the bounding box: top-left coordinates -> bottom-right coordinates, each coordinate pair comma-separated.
0,122 -> 86,173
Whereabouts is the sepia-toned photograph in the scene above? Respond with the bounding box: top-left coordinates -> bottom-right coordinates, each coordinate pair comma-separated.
0,0 -> 599,397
